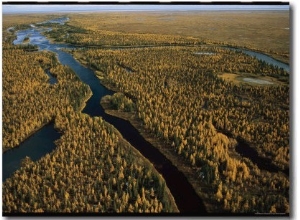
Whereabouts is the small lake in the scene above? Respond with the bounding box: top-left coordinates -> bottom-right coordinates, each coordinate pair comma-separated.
242,77 -> 273,85
6,23 -> 207,213
4,19 -> 289,212
2,122 -> 60,182
193,52 -> 215,55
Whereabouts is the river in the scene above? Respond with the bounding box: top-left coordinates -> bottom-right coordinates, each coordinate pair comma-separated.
4,22 -> 207,213
238,48 -> 289,72
3,19 -> 289,213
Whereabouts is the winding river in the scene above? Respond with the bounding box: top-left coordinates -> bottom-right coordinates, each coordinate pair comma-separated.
3,19 -> 289,213
226,47 -> 289,72
4,23 -> 207,213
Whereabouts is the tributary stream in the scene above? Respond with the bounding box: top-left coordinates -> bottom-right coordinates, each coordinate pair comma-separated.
3,19 -> 289,213
4,23 -> 207,213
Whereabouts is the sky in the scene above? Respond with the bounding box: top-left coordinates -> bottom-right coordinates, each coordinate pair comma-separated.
2,4 -> 289,14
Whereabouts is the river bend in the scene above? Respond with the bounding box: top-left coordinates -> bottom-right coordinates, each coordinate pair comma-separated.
3,21 -> 289,213
5,24 -> 207,214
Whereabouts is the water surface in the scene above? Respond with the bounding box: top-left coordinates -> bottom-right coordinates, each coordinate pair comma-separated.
242,77 -> 273,85
2,122 -> 60,182
4,21 -> 289,212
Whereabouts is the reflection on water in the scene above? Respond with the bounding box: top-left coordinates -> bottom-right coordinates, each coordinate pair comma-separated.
4,18 -> 289,212
13,27 -> 75,51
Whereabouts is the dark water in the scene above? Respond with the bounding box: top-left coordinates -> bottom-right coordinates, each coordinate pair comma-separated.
7,26 -> 207,214
218,129 -> 289,176
2,122 -> 60,182
45,69 -> 58,84
235,138 -> 289,176
4,23 -> 289,213
51,36 -> 207,214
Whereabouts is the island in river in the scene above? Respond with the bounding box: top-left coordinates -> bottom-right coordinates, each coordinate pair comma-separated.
2,8 -> 289,215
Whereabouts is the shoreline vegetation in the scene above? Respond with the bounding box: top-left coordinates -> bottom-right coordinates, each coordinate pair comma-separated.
6,11 -> 286,64
64,11 -> 289,64
2,120 -> 54,154
77,54 -> 223,212
100,92 -> 220,213
67,43 -> 289,66
62,15 -> 289,211
104,117 -> 179,213
76,42 -> 288,212
4,10 -> 289,64
3,16 -> 179,213
3,10 -> 289,214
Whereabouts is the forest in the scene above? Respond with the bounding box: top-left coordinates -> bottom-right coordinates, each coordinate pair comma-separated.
49,11 -> 289,63
2,11 -> 289,214
76,46 -> 289,213
2,15 -> 177,213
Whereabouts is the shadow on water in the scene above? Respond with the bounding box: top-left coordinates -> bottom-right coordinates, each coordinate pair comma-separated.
45,69 -> 58,84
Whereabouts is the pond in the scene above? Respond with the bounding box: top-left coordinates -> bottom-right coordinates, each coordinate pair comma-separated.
242,77 -> 274,85
4,19 -> 290,213
193,52 -> 215,55
6,23 -> 207,213
2,122 -> 60,182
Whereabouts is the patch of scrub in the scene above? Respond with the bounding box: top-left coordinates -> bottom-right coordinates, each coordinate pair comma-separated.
242,77 -> 273,85
219,73 -> 239,83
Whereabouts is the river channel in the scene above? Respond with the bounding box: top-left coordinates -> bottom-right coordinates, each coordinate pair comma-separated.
3,19 -> 289,213
226,47 -> 289,72
4,22 -> 207,213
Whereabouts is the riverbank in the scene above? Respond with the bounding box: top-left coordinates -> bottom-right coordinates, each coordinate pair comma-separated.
2,90 -> 91,154
216,44 -> 289,66
65,41 -> 289,67
59,48 -> 214,212
2,119 -> 54,154
78,88 -> 93,112
100,91 -> 221,213
102,117 -> 179,213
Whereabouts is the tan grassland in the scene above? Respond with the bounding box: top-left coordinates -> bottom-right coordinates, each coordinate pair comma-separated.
67,11 -> 289,63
